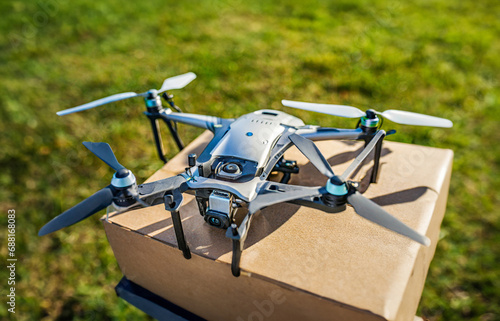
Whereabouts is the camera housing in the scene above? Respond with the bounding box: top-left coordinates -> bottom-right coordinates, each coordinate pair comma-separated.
204,190 -> 234,229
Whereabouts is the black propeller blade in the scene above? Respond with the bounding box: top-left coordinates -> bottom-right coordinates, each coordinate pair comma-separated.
38,186 -> 115,236
83,141 -> 125,171
347,191 -> 430,246
39,142 -> 138,236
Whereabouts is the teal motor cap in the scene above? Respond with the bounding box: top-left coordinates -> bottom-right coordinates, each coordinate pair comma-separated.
326,176 -> 348,195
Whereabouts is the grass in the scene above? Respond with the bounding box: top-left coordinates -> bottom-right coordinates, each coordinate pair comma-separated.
0,0 -> 499,320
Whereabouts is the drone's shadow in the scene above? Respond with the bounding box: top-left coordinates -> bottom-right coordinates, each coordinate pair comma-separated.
131,145 -> 428,260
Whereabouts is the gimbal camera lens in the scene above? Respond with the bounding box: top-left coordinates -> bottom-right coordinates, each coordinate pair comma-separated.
209,217 -> 222,227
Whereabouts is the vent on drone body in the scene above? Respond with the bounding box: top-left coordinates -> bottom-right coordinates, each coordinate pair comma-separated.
250,118 -> 275,126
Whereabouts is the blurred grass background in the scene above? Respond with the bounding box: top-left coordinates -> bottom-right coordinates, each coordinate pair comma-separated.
0,0 -> 499,320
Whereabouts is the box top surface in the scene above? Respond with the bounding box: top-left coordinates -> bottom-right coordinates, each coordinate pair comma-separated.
108,131 -> 452,319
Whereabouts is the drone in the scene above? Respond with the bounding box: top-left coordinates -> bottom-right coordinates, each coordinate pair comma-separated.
40,72 -> 453,276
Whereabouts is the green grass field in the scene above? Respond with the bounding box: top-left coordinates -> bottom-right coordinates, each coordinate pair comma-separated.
1,0 -> 499,320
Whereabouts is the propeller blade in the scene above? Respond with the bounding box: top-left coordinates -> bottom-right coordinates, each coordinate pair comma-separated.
248,185 -> 323,214
289,134 -> 335,178
82,142 -> 125,172
282,99 -> 452,128
57,92 -> 139,116
347,191 -> 430,246
158,72 -> 197,93
282,100 -> 365,118
39,187 -> 115,236
340,130 -> 386,181
380,110 -> 453,128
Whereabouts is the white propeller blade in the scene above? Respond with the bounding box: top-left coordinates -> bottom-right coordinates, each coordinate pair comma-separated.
159,72 -> 197,93
57,92 -> 140,116
379,110 -> 453,128
57,72 -> 197,116
282,100 -> 365,118
282,99 -> 453,128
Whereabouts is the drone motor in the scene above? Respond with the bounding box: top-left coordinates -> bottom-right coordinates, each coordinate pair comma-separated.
111,169 -> 139,209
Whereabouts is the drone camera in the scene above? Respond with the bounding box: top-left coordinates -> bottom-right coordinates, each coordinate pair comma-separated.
216,161 -> 243,180
205,190 -> 234,229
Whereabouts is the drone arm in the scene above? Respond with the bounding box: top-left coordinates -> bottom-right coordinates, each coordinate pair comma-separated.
295,127 -> 364,141
138,176 -> 192,258
137,176 -> 188,206
159,110 -> 232,131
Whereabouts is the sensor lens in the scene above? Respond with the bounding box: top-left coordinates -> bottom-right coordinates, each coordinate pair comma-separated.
209,217 -> 221,227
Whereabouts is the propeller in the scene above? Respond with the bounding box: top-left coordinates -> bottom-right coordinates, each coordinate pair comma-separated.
82,142 -> 125,171
289,130 -> 385,181
250,131 -> 431,246
248,132 -> 384,214
38,187 -> 115,236
39,142 -> 136,236
347,192 -> 430,246
282,100 -> 453,128
248,184 -> 325,214
57,72 -> 197,116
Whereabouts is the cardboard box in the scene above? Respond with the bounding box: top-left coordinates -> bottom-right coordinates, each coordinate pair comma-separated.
103,131 -> 453,321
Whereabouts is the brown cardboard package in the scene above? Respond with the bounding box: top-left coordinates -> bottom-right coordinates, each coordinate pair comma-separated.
103,131 -> 453,321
